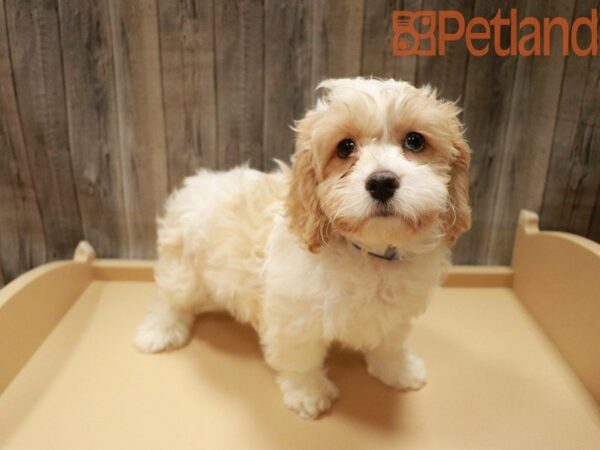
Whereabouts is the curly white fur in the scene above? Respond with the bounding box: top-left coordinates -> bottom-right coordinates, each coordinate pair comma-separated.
134,78 -> 471,419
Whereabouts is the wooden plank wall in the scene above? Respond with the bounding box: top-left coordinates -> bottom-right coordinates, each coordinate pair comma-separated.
0,0 -> 599,284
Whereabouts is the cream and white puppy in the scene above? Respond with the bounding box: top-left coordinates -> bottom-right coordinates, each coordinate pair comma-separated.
134,77 -> 471,419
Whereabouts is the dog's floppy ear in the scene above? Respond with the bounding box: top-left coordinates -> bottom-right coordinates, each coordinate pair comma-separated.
285,114 -> 330,252
443,113 -> 471,246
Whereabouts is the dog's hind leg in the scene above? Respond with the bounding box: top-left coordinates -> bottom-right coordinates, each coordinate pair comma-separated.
133,255 -> 210,353
133,297 -> 195,353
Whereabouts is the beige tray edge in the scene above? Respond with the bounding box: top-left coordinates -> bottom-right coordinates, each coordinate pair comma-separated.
513,210 -> 600,405
1,212 -> 599,402
0,260 -> 92,393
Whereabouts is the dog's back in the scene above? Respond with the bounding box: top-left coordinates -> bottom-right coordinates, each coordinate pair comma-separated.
154,167 -> 287,324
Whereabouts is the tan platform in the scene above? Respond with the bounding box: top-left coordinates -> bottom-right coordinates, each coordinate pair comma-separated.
1,211 -> 599,449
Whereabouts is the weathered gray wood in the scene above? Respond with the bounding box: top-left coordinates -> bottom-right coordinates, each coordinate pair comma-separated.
108,0 -> 168,258
158,0 -> 218,189
312,0 -> 364,82
58,0 -> 129,258
416,0 -> 473,99
581,122 -> 600,241
361,0 -> 422,83
214,0 -> 264,170
0,0 -> 48,283
1,1 -> 599,281
0,256 -> 5,287
5,0 -> 83,261
540,0 -> 600,238
264,0 -> 314,166
452,0 -> 519,264
487,0 -> 576,264
589,185 -> 600,242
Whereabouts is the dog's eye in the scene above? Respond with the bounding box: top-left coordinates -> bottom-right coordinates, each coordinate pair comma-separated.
404,132 -> 425,153
336,139 -> 356,159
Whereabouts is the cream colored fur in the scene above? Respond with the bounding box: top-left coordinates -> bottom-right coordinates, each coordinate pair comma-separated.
134,77 -> 471,419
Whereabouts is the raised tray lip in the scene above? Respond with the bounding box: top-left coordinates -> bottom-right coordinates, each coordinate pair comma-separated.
0,248 -> 515,296
517,209 -> 600,257
0,259 -> 515,294
0,260 -> 79,310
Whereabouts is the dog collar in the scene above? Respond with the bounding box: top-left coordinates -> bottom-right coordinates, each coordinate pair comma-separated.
351,242 -> 400,261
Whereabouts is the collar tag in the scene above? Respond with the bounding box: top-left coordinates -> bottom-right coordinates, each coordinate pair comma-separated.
351,243 -> 400,262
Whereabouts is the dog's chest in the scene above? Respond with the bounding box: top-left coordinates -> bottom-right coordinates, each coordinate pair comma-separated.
264,224 -> 447,349
317,257 -> 436,349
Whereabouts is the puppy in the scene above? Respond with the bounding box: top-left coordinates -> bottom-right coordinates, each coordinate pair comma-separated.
134,77 -> 471,419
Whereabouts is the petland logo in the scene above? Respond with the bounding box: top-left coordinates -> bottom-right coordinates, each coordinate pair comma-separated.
393,9 -> 598,56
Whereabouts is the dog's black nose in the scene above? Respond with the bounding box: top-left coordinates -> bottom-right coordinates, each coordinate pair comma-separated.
365,171 -> 400,202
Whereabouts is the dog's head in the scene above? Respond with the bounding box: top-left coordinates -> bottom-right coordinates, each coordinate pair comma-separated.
286,77 -> 471,253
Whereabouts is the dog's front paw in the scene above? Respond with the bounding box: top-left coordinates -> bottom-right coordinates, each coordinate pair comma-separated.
367,350 -> 427,391
277,371 -> 340,419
